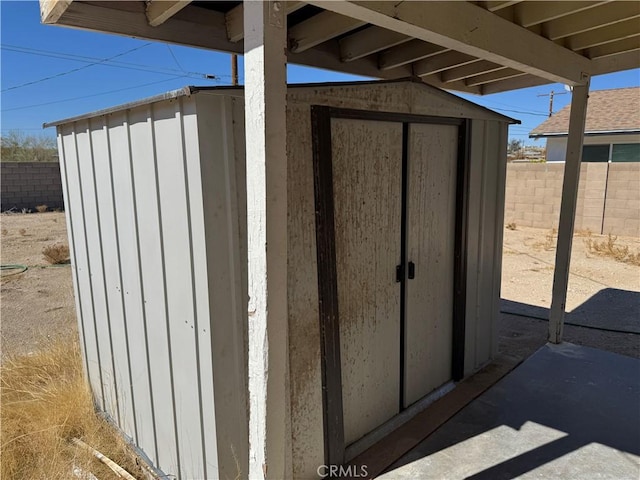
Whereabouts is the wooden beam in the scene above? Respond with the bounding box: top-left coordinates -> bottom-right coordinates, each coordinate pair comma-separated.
287,38 -> 413,79
440,60 -> 504,83
513,1 -> 606,28
566,19 -> 640,52
465,68 -> 526,86
549,79 -> 590,344
544,2 -> 640,40
145,0 -> 191,27
481,74 -> 550,94
39,0 -> 73,24
339,26 -> 410,62
48,1 -> 244,53
480,1 -> 521,12
289,11 -> 365,53
585,36 -> 640,59
421,75 -> 482,95
243,1 -> 290,477
590,49 -> 640,75
413,51 -> 478,77
378,40 -> 447,70
310,0 -> 592,85
567,18 -> 640,51
481,49 -> 639,93
225,1 -> 303,43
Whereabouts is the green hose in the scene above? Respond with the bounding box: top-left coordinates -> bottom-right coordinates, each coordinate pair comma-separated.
0,264 -> 28,275
0,263 -> 70,276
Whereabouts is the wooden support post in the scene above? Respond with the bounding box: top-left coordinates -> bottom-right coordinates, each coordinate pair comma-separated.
549,78 -> 590,344
243,1 -> 289,479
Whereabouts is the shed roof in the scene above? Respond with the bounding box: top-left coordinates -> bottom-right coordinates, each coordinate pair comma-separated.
529,87 -> 640,137
44,79 -> 519,127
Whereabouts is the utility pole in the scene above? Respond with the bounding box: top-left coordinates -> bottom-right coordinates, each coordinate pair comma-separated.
231,54 -> 238,86
537,89 -> 567,117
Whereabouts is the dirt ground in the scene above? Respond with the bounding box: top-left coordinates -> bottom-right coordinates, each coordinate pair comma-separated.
1,212 -> 77,357
1,212 -> 639,361
500,225 -> 640,360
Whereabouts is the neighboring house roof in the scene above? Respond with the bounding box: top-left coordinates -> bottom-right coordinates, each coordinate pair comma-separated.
530,87 -> 640,138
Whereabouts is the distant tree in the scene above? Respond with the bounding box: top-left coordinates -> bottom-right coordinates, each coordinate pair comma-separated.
0,130 -> 58,162
507,138 -> 524,154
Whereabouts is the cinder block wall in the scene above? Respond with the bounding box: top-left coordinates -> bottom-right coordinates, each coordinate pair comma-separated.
1,162 -> 64,211
603,163 -> 640,236
505,162 -> 640,237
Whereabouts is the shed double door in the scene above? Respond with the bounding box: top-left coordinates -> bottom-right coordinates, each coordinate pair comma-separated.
313,108 -> 462,461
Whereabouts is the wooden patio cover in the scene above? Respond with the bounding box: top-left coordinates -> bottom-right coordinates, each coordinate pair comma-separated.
41,1 -> 639,94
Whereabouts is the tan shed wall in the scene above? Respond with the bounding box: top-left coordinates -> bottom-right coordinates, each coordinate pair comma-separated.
285,83 -> 510,479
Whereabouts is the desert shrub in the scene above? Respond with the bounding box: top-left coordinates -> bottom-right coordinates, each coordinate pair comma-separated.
43,243 -> 70,264
35,205 -> 48,213
585,234 -> 640,266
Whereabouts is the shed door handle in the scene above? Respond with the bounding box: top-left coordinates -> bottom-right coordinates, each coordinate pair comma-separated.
408,262 -> 415,279
396,264 -> 404,283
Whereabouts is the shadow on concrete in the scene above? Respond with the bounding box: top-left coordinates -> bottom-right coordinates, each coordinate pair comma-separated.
379,343 -> 640,480
501,287 -> 640,334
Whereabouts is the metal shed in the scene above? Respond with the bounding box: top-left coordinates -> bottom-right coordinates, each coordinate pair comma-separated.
47,79 -> 516,479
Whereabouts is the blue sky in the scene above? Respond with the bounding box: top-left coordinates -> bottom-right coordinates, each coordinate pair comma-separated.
2,0 -> 639,144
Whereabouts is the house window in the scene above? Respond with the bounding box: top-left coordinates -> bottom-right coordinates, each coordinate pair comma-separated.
581,144 -> 609,162
611,143 -> 640,162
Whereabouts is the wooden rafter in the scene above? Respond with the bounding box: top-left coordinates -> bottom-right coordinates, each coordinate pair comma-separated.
414,51 -> 478,77
378,40 -> 447,70
288,11 -> 365,53
466,68 -> 525,86
339,26 -> 409,62
40,0 -> 73,24
567,18 -> 640,51
440,60 -> 504,83
145,0 -> 191,27
585,36 -> 640,59
512,1 -> 607,28
480,1 -> 521,12
543,1 -> 640,40
310,0 -> 592,85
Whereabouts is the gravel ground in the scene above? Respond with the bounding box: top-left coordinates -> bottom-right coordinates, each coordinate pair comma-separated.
1,213 -> 639,360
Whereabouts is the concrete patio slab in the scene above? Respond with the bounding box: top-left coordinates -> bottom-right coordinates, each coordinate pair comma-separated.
380,343 -> 640,480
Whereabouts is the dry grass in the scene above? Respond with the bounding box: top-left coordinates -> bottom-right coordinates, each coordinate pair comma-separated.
585,234 -> 640,266
534,228 -> 557,251
35,205 -> 48,213
1,339 -> 147,480
43,243 -> 70,265
506,222 -> 517,231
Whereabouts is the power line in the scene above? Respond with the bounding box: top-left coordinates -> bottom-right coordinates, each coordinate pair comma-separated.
1,42 -> 154,93
166,44 -> 186,73
478,99 -> 549,116
490,107 -> 549,117
1,76 -> 191,113
2,44 -> 222,82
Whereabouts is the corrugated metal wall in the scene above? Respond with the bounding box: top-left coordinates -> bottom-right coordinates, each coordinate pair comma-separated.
57,93 -> 248,480
464,119 -> 509,375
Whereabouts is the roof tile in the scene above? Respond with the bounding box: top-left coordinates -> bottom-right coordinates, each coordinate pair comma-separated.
530,87 -> 640,136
